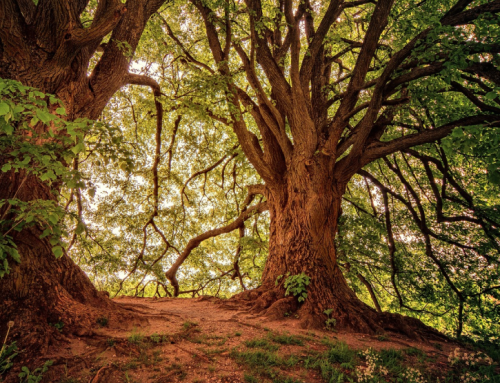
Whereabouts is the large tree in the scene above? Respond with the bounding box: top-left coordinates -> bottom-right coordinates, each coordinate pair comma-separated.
0,0 -> 167,350
156,0 -> 500,333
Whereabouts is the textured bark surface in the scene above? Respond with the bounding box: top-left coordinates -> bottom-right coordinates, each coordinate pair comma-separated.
0,0 -> 166,352
232,164 -> 442,339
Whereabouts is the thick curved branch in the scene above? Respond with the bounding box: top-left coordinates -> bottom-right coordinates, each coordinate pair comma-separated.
165,201 -> 268,296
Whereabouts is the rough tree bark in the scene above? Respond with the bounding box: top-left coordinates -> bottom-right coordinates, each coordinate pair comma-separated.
235,163 -> 434,336
0,0 -> 166,353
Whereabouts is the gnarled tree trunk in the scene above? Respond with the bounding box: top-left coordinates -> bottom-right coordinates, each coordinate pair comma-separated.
0,0 -> 166,353
234,162 -> 437,338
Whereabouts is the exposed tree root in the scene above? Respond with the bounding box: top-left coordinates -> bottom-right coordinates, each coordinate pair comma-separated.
228,286 -> 446,342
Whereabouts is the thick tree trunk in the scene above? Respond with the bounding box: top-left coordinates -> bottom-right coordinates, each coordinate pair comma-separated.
0,169 -> 116,354
234,164 -> 439,338
0,0 -> 164,353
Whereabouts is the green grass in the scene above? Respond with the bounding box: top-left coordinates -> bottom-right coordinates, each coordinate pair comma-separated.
201,347 -> 228,357
182,321 -> 198,330
378,348 -> 405,375
127,328 -> 145,345
322,339 -> 357,365
245,338 -> 280,352
96,316 -> 108,327
244,374 -> 258,383
190,333 -> 227,346
404,347 -> 426,357
231,348 -> 303,382
150,333 -> 161,343
268,332 -> 304,346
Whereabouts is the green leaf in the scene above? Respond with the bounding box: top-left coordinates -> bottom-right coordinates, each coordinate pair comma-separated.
36,109 -> 52,124
71,142 -> 85,154
0,102 -> 9,116
56,107 -> 66,115
485,92 -> 497,100
1,163 -> 12,172
75,221 -> 85,235
52,246 -> 63,258
9,248 -> 20,263
3,124 -> 14,135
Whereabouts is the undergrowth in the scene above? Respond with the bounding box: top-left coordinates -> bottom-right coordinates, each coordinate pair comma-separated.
229,331 -> 500,383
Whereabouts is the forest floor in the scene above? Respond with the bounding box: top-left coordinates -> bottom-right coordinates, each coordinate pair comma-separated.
3,296 -> 499,383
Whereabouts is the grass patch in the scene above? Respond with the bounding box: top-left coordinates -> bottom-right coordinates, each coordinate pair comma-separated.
268,332 -> 304,346
182,321 -> 198,330
404,347 -> 426,358
190,333 -> 227,346
245,338 -> 280,352
378,348 -> 405,375
96,316 -> 108,327
231,348 -> 303,382
128,329 -> 144,345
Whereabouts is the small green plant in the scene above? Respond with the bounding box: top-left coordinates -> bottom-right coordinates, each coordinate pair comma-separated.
323,309 -> 336,331
128,327 -> 144,345
182,321 -> 198,330
96,316 -> 108,327
0,342 -> 18,376
50,321 -> 64,332
150,333 -> 161,343
404,347 -> 426,357
268,332 -> 304,346
19,360 -> 53,383
377,334 -> 389,341
284,273 -> 311,302
275,274 -> 284,286
1,321 -> 17,376
106,338 -> 115,347
432,342 -> 443,351
244,373 -> 259,383
235,331 -> 242,337
245,338 -> 280,352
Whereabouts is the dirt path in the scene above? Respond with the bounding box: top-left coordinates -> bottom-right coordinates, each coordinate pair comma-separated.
7,297 -> 458,383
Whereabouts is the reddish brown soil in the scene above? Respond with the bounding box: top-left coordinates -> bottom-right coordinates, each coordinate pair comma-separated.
3,296 -> 457,383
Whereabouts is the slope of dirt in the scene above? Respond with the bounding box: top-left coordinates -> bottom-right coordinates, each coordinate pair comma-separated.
0,296 -> 485,382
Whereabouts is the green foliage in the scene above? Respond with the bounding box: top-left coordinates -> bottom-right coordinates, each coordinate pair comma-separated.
128,328 -> 144,345
0,342 -> 17,376
0,78 -> 132,278
244,338 -> 280,352
283,273 -> 310,303
18,360 -> 53,383
323,309 -> 336,332
302,340 -> 357,381
150,333 -> 161,343
49,321 -> 64,332
96,316 -> 108,327
182,321 -> 198,331
267,333 -> 303,346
